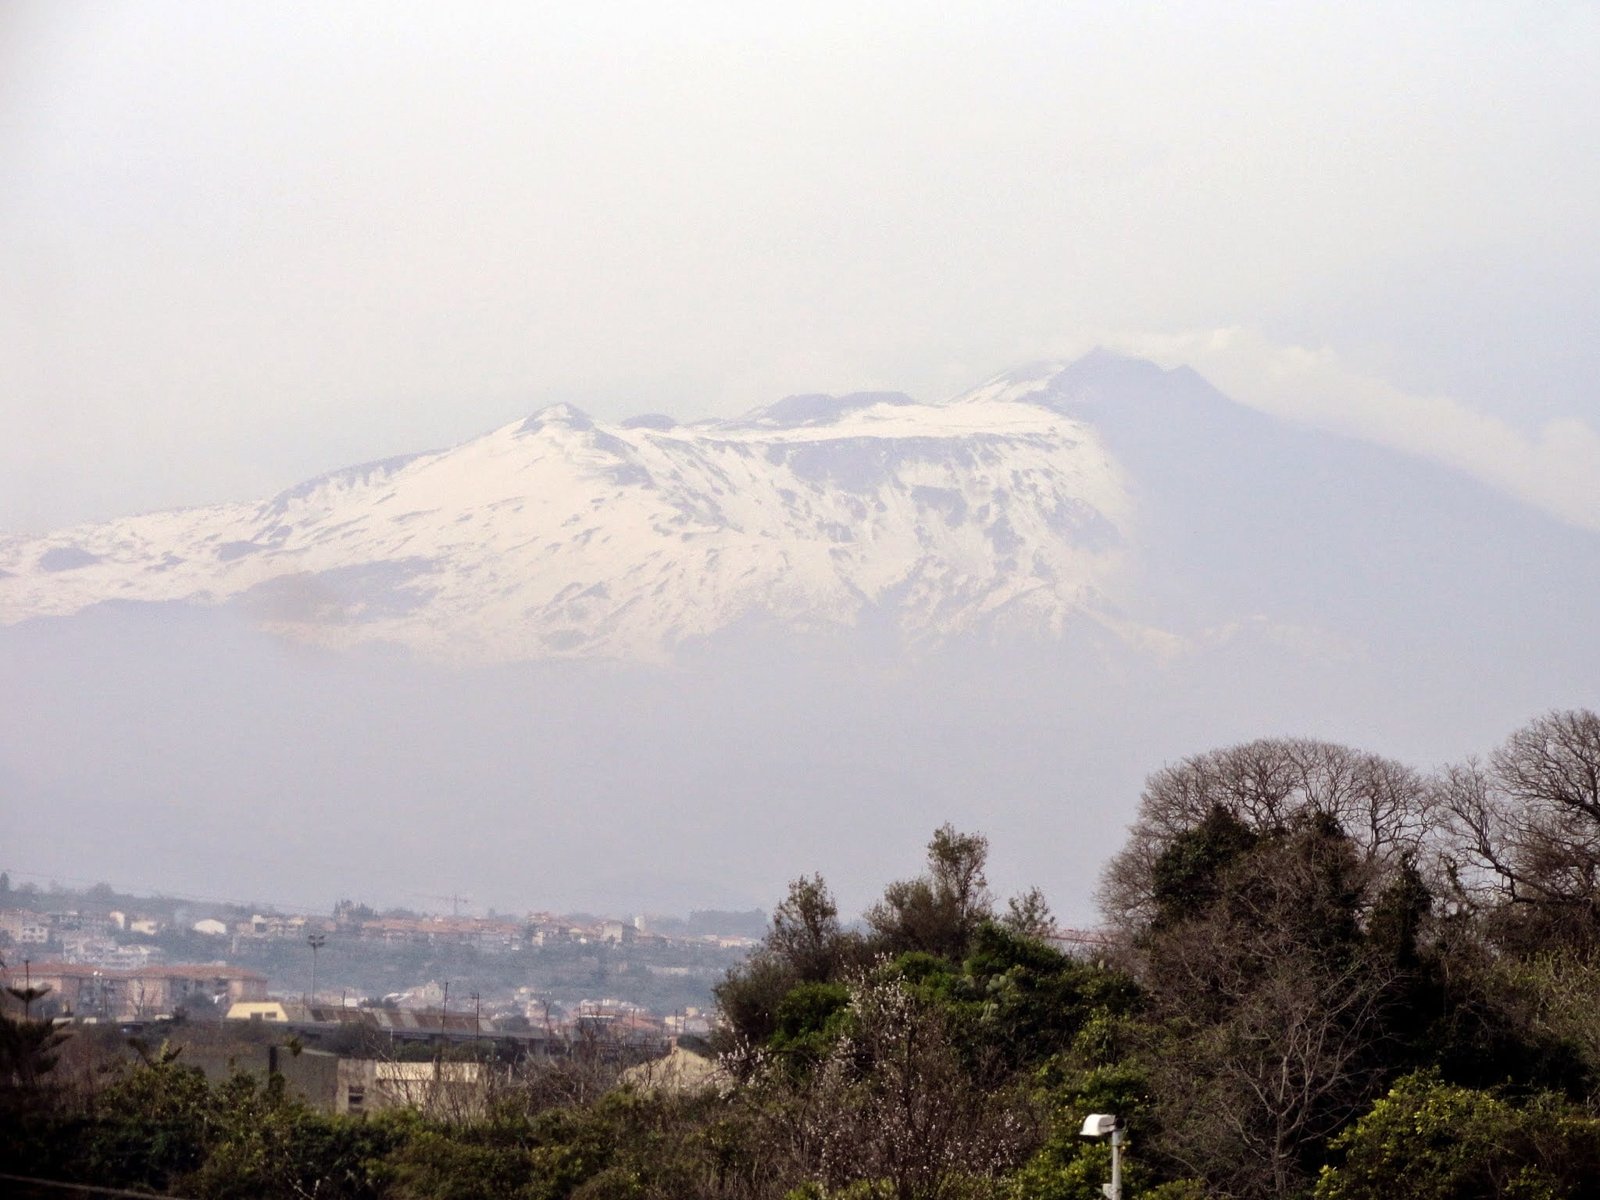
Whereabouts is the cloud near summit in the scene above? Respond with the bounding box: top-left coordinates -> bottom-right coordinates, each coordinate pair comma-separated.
1090,329 -> 1600,534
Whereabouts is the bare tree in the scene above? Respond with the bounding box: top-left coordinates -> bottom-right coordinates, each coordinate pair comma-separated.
1438,710 -> 1600,945
1147,938 -> 1394,1200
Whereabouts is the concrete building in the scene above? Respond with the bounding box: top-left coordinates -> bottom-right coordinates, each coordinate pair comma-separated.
0,961 -> 266,1020
0,910 -> 51,945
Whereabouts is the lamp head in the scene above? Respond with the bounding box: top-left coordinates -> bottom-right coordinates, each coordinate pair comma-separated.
1079,1113 -> 1124,1138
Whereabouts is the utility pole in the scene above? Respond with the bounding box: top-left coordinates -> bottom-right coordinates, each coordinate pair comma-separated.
438,981 -> 450,1063
306,932 -> 326,1006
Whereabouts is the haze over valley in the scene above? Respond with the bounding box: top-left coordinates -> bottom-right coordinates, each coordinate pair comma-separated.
5,349 -> 1594,921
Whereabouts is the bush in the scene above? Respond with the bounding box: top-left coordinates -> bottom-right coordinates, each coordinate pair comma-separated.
1316,1072 -> 1600,1200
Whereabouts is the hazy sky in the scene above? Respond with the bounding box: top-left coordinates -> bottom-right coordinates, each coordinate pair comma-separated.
4,2 -> 1599,532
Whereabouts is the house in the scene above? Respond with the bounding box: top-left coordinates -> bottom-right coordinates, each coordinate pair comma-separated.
1,962 -> 124,1018
337,1059 -> 495,1118
151,1039 -> 494,1119
192,918 -> 228,937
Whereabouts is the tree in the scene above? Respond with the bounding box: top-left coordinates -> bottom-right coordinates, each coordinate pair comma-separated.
768,973 -> 1032,1200
1131,817 -> 1399,1199
866,825 -> 994,960
1316,1072 -> 1600,1199
768,874 -> 848,983
1147,805 -> 1258,929
715,874 -> 862,1051
1439,709 -> 1600,949
0,1006 -> 69,1108
1101,738 -> 1434,932
1001,887 -> 1055,940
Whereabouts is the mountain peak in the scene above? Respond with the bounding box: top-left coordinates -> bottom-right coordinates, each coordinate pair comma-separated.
952,349 -> 1198,411
732,391 -> 918,430
516,403 -> 595,434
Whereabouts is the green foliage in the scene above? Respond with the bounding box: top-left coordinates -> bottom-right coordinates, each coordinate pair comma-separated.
1316,1073 -> 1600,1199
0,1008 -> 70,1098
1149,804 -> 1258,927
771,982 -> 851,1062
78,1050 -> 219,1190
184,1071 -> 400,1200
867,825 -> 995,961
7,1049 -> 400,1199
1140,1183 -> 1209,1199
1001,887 -> 1055,940
715,950 -> 801,1048
1007,1062 -> 1153,1200
769,875 -> 850,983
963,925 -> 1140,1071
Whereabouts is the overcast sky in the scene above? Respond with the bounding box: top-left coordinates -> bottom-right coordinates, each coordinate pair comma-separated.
4,1 -> 1598,533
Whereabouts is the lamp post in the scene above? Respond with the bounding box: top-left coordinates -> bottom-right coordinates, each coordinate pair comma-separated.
1080,1113 -> 1125,1200
306,932 -> 326,1006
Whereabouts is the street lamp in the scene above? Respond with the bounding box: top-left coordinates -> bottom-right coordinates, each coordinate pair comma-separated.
306,933 -> 327,1007
1079,1113 -> 1126,1200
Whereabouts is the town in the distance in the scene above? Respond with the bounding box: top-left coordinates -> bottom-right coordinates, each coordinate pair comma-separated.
0,869 -> 763,1108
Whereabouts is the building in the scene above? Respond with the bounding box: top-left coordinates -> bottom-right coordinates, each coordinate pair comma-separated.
0,910 -> 51,945
0,961 -> 267,1020
619,1042 -> 725,1094
227,1000 -> 297,1023
337,1059 -> 495,1118
139,965 -> 267,1013
155,1037 -> 495,1118
1,963 -> 123,1018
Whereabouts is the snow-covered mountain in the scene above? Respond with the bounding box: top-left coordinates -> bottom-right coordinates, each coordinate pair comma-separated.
0,375 -> 1142,663
5,348 -> 1598,676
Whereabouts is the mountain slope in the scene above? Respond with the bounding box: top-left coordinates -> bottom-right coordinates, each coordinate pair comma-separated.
965,350 -> 1600,687
0,390 -> 1133,663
